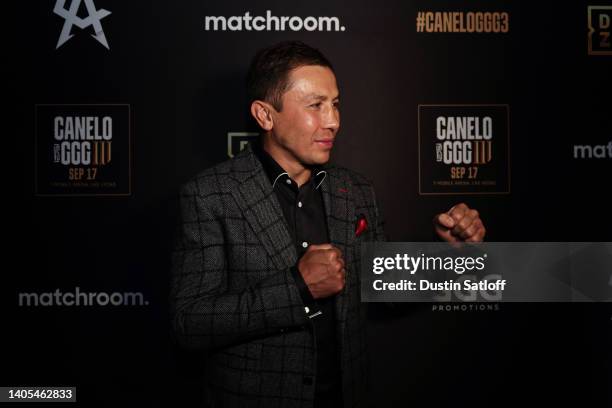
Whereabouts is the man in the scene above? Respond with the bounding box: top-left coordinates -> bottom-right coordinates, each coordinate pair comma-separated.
170,41 -> 486,407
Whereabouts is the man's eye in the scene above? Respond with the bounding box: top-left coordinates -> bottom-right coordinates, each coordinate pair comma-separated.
309,103 -> 321,108
333,101 -> 340,109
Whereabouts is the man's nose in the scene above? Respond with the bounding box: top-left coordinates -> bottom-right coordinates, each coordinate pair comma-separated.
323,105 -> 340,131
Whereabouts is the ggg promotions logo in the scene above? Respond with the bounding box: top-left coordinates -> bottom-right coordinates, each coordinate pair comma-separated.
35,104 -> 131,196
54,0 -> 111,49
588,6 -> 612,55
418,104 -> 510,195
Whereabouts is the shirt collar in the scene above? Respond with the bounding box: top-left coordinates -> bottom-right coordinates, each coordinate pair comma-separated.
252,140 -> 327,189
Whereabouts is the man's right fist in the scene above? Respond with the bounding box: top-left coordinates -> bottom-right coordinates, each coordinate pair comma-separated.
297,244 -> 346,299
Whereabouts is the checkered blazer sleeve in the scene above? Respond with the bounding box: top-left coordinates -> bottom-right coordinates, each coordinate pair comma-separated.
170,180 -> 308,352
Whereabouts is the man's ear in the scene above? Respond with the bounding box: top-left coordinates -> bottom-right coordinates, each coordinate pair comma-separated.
250,101 -> 274,131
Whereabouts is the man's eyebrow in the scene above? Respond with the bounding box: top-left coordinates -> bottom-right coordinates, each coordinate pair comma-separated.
303,94 -> 341,101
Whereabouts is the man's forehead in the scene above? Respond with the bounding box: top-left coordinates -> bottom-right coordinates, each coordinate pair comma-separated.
289,63 -> 335,76
285,65 -> 339,98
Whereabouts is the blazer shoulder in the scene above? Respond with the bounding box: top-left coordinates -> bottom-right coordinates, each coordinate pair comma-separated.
326,165 -> 381,211
327,165 -> 375,189
180,156 -> 242,197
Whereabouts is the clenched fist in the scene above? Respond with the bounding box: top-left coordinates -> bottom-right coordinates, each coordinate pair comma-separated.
297,244 -> 346,299
434,202 -> 486,243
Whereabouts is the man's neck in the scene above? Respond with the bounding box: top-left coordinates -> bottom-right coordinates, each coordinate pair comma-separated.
262,140 -> 312,187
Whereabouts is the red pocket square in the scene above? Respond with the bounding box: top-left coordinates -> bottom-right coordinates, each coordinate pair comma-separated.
355,215 -> 368,237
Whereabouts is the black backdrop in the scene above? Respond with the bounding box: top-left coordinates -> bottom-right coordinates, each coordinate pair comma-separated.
6,0 -> 611,406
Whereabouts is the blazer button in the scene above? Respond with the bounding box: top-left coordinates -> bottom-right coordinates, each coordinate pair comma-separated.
303,376 -> 313,385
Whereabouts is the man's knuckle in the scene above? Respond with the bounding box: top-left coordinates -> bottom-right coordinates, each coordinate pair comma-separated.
464,226 -> 476,237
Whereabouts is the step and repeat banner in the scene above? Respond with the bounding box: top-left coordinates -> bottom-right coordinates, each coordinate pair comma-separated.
6,0 -> 612,406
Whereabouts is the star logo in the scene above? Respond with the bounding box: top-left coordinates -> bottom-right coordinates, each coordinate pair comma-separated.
54,0 -> 111,50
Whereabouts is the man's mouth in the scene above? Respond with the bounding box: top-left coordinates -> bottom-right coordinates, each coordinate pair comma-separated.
314,139 -> 334,148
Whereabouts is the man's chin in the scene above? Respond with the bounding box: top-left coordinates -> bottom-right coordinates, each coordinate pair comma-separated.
307,151 -> 331,166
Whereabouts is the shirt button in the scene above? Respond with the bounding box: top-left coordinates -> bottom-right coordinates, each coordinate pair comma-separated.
302,241 -> 308,248
298,201 -> 303,208
286,179 -> 292,185
304,306 -> 310,314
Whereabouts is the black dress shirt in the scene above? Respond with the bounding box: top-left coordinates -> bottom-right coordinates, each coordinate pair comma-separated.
253,142 -> 342,407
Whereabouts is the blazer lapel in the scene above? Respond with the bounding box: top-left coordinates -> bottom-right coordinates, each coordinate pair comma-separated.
320,169 -> 356,342
320,169 -> 356,251
229,147 -> 297,271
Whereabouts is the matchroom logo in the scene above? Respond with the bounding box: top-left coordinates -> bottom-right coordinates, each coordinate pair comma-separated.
205,11 -> 346,32
573,141 -> 612,159
418,104 -> 510,195
588,6 -> 612,55
35,104 -> 131,196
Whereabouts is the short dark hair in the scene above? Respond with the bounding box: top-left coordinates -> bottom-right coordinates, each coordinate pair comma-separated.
246,41 -> 334,111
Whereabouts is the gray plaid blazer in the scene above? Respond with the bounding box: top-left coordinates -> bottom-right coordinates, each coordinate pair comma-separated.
171,144 -> 385,407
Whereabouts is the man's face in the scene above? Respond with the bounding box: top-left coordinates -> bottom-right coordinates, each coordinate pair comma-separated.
267,65 -> 340,167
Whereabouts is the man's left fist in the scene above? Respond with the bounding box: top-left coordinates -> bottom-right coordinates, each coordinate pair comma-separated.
434,203 -> 486,243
